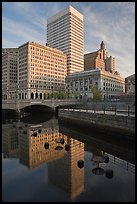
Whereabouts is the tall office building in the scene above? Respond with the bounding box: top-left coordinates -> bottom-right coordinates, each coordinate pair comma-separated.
47,5 -> 84,75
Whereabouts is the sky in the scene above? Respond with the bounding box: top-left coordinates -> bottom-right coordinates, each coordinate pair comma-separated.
2,2 -> 135,78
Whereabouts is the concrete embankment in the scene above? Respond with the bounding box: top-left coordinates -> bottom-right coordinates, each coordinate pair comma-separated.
58,109 -> 135,139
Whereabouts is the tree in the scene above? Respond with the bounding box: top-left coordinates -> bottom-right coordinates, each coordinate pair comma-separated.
91,85 -> 102,101
74,91 -> 80,99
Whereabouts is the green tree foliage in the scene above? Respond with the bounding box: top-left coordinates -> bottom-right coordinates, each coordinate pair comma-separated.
46,91 -> 73,99
91,85 -> 102,101
74,92 -> 80,99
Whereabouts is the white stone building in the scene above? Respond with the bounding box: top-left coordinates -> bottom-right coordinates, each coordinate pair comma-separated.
65,68 -> 125,100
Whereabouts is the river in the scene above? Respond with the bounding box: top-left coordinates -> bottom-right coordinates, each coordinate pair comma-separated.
2,112 -> 135,202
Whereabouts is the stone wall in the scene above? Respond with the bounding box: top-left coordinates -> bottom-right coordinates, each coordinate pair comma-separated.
58,109 -> 135,135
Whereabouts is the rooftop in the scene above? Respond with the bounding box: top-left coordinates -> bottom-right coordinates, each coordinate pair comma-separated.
47,5 -> 83,24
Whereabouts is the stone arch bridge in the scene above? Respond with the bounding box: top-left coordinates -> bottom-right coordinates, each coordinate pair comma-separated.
2,99 -> 82,112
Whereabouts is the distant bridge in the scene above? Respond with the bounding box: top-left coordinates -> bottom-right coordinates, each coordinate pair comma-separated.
2,99 -> 82,112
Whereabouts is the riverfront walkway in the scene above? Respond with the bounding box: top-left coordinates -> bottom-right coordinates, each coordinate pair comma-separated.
58,108 -> 135,137
62,108 -> 135,117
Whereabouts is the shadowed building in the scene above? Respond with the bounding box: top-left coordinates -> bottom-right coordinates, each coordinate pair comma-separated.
2,48 -> 18,55
125,74 -> 135,94
2,123 -> 19,159
2,49 -> 18,100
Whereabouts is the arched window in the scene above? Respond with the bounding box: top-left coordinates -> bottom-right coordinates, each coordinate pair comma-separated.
35,93 -> 38,99
40,93 -> 42,99
44,93 -> 46,100
19,93 -> 21,99
31,93 -> 34,99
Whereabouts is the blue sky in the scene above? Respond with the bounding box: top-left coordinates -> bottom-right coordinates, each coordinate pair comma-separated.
2,2 -> 135,78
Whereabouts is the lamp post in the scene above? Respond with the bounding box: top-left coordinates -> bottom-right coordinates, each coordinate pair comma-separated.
106,81 -> 108,101
36,85 -> 38,99
51,85 -> 53,99
83,83 -> 87,110
2,87 -> 4,101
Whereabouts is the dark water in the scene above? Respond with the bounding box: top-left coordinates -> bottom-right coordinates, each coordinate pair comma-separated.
2,113 -> 135,202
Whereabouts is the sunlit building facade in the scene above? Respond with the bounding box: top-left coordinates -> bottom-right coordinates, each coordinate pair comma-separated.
18,41 -> 67,100
84,41 -> 116,74
18,119 -> 67,168
48,137 -> 84,201
47,5 -> 84,75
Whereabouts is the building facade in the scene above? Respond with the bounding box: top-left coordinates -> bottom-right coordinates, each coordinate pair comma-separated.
2,51 -> 18,100
125,74 -> 135,94
2,123 -> 19,159
19,119 -> 67,168
47,5 -> 84,75
48,137 -> 84,201
84,41 -> 116,74
17,41 -> 67,100
65,69 -> 125,100
2,48 -> 18,55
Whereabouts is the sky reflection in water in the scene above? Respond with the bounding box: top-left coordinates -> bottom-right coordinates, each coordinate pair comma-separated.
2,114 -> 135,202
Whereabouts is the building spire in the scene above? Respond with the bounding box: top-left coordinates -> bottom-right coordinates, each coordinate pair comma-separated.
100,41 -> 105,50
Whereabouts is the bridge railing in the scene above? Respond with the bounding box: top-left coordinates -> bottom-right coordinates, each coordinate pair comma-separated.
2,98 -> 82,102
60,104 -> 135,117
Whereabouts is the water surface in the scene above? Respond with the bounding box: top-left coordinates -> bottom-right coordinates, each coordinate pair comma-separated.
2,114 -> 135,202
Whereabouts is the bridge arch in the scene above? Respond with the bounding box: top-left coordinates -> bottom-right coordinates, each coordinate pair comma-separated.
21,104 -> 55,113
2,99 -> 82,112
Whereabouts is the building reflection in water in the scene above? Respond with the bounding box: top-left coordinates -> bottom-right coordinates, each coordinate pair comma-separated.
18,118 -> 68,168
2,116 -> 135,202
2,117 -> 84,201
2,122 -> 19,159
48,137 -> 84,201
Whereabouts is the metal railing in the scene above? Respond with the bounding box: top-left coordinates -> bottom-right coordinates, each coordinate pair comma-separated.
60,104 -> 135,117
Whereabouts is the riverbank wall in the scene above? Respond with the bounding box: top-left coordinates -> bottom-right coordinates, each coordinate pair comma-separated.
58,109 -> 135,140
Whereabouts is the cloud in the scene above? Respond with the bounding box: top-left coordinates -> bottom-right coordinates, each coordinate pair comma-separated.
2,2 -> 135,78
2,16 -> 45,47
81,3 -> 135,78
2,2 -> 65,46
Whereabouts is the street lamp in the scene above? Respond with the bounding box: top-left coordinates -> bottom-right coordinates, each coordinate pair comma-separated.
36,85 -> 38,99
51,85 -> 53,99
